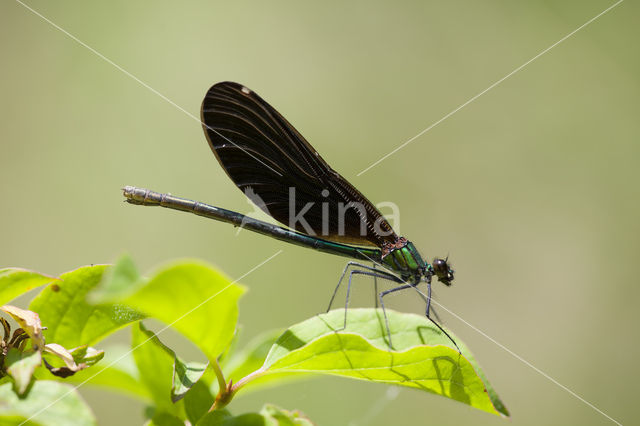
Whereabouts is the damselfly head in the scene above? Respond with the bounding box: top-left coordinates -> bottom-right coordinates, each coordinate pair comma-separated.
432,257 -> 454,286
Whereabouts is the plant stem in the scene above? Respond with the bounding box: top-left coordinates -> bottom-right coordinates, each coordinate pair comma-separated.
211,358 -> 227,396
209,359 -> 232,412
229,367 -> 267,394
209,362 -> 269,411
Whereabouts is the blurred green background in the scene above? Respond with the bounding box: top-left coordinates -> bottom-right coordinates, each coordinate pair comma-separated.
1,0 -> 638,424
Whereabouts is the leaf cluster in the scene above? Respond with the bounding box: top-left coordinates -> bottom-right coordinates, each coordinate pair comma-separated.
0,257 -> 508,425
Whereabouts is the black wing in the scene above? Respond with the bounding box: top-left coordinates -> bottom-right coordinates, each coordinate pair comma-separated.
201,81 -> 398,248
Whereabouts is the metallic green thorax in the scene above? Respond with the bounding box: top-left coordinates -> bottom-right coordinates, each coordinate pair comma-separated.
381,241 -> 427,282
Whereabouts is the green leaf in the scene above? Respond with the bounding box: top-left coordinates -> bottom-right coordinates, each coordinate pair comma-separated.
223,329 -> 305,393
172,358 -> 208,403
6,348 -> 42,396
131,321 -> 208,406
0,381 -> 96,426
197,404 -> 311,426
131,323 -> 180,414
259,404 -> 313,426
88,254 -> 141,302
0,268 -> 56,305
260,308 -> 509,417
29,265 -> 144,348
217,326 -> 241,368
183,381 -> 214,425
196,409 -> 232,426
146,412 -> 184,426
42,344 -> 105,378
224,329 -> 283,381
0,415 -> 40,426
54,344 -> 149,400
69,346 -> 104,367
98,260 -> 245,362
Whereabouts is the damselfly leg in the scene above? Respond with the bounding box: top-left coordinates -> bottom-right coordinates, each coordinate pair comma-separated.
326,262 -> 403,329
380,283 -> 460,352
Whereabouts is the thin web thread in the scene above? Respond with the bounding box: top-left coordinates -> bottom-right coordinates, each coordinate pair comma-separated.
18,251 -> 283,426
353,249 -> 621,425
357,0 -> 624,176
13,0 -> 282,178
13,0 -> 624,423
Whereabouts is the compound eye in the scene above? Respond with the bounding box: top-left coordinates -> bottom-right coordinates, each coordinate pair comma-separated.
433,258 -> 447,274
432,258 -> 454,286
